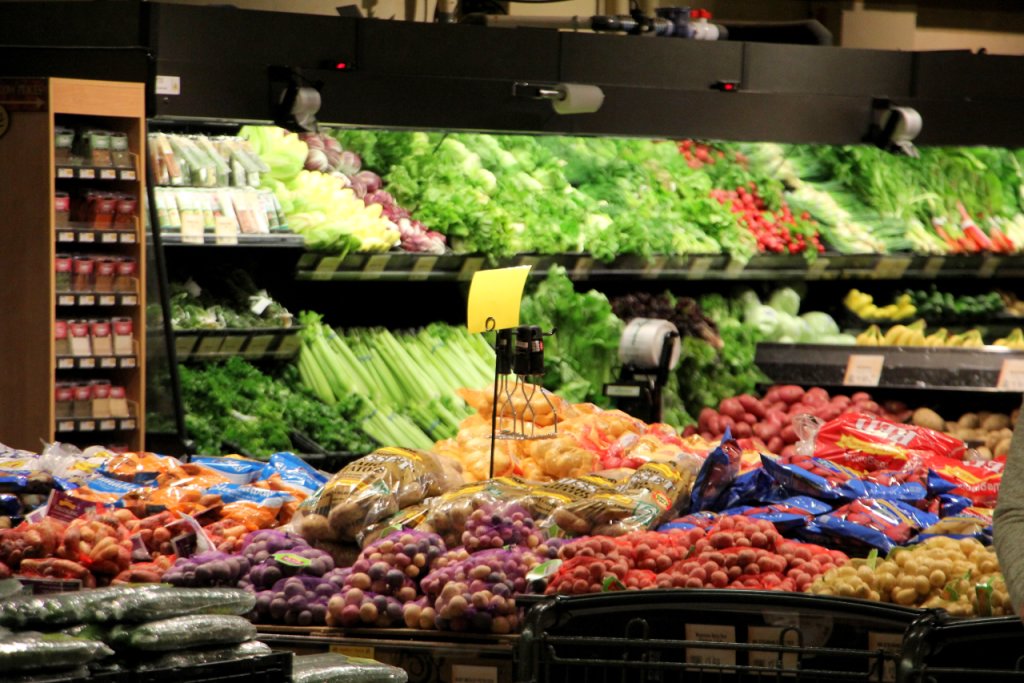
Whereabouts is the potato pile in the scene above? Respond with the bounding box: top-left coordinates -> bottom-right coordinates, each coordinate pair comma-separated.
911,407 -> 1017,460
809,537 -> 1011,617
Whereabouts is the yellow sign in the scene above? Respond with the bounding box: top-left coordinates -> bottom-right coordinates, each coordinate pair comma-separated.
466,266 -> 531,333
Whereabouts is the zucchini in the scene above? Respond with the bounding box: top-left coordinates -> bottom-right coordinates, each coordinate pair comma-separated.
108,614 -> 256,651
0,632 -> 113,671
292,653 -> 409,683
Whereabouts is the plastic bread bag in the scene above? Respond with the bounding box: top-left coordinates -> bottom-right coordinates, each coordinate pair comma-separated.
0,632 -> 113,672
295,447 -> 460,544
292,652 -> 409,683
416,476 -> 532,548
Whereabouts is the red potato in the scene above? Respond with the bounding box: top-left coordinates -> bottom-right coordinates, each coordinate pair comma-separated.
781,445 -> 797,458
718,416 -> 736,433
780,424 -> 798,444
718,398 -> 746,421
765,409 -> 787,427
831,395 -> 852,409
857,400 -> 881,414
698,408 -> 717,433
776,386 -> 805,404
752,423 -> 777,442
850,392 -> 871,403
737,395 -> 765,418
742,413 -> 758,426
767,437 -> 785,454
803,387 -> 830,407
733,422 -> 753,439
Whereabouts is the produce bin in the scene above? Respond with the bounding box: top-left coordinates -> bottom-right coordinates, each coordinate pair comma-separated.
517,590 -> 925,683
257,625 -> 517,683
898,612 -> 1024,681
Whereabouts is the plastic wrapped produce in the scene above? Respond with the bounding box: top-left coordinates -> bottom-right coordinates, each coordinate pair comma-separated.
245,546 -> 334,591
296,447 -> 460,544
0,632 -> 113,671
416,477 -> 531,548
135,640 -> 273,671
292,652 -> 408,683
96,586 -> 256,623
252,575 -> 332,626
162,550 -> 252,587
0,586 -> 158,628
461,502 -> 545,552
106,614 -> 256,651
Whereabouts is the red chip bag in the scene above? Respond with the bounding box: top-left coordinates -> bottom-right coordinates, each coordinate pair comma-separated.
924,456 -> 1003,508
814,413 -> 967,471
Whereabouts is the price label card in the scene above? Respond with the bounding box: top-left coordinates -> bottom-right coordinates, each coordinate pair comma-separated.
57,420 -> 75,432
121,295 -> 138,306
100,357 -> 117,369
79,358 -> 96,369
277,334 -> 301,356
410,255 -> 438,281
466,266 -> 532,333
458,256 -> 486,282
57,167 -> 74,179
685,624 -> 737,668
451,664 -> 499,683
311,256 -> 342,280
78,231 -> 95,244
328,645 -> 375,660
58,295 -> 75,306
748,626 -> 798,672
57,231 -> 75,243
57,358 -> 74,370
213,215 -> 238,245
120,170 -> 136,181
101,232 -> 118,244
724,256 -> 747,277
843,354 -> 885,386
688,256 -> 714,279
120,419 -> 137,430
119,232 -> 136,244
79,295 -> 95,306
246,335 -> 274,357
175,335 -> 197,358
119,357 -> 136,369
807,257 -> 832,279
868,632 -> 903,683
98,295 -> 116,306
99,419 -> 116,431
922,256 -> 945,278
197,335 -> 224,356
642,255 -> 668,279
219,335 -> 247,355
872,256 -> 911,280
80,420 -> 96,432
78,168 -> 96,180
180,213 -> 205,245
980,257 -> 1002,279
572,256 -> 594,280
997,358 -> 1024,391
100,168 -> 117,180
361,253 -> 390,280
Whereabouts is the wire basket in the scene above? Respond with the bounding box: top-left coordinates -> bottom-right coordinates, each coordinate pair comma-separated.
899,611 -> 1024,681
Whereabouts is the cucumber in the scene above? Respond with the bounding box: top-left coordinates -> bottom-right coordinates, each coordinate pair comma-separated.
0,586 -> 146,628
292,653 -> 409,683
0,632 -> 113,671
136,640 -> 273,671
96,586 -> 256,623
108,614 -> 256,651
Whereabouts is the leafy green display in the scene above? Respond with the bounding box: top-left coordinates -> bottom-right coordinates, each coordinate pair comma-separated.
178,357 -> 373,458
518,267 -> 624,407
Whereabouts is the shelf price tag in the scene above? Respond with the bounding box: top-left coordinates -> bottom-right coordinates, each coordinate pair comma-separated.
458,257 -> 485,282
979,257 -> 1002,279
277,334 -> 301,356
57,358 -> 74,370
572,256 -> 594,280
868,632 -> 903,683
996,358 -> 1024,391
57,420 -> 75,432
79,295 -> 95,306
642,255 -> 668,279
78,231 -> 95,244
175,335 -> 197,358
213,216 -> 238,245
466,266 -> 532,333
121,295 -> 138,306
79,358 -> 96,369
57,231 -> 75,243
57,295 -> 75,306
197,336 -> 224,355
78,168 -> 96,180
120,419 -> 136,430
99,419 -> 116,431
748,626 -> 798,671
57,167 -> 74,179
922,256 -> 945,278
246,335 -> 275,357
685,624 -> 736,669
119,232 -> 136,244
100,357 -> 117,369
410,256 -> 438,281
688,256 -> 714,279
80,420 -> 96,432
361,254 -> 390,280
843,354 -> 885,387
311,256 -> 342,280
120,170 -> 136,181
872,256 -> 911,280
98,295 -> 116,306
219,335 -> 247,355
101,232 -> 118,244
119,357 -> 136,369
100,169 -> 117,180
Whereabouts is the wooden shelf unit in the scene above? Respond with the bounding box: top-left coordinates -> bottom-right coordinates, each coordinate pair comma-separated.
0,77 -> 146,451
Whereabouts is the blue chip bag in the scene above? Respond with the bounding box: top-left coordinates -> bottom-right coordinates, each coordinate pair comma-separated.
657,511 -> 719,532
721,496 -> 833,532
761,455 -> 847,503
205,482 -> 295,505
812,498 -> 939,553
717,468 -> 785,510
689,431 -> 742,513
926,470 -> 959,497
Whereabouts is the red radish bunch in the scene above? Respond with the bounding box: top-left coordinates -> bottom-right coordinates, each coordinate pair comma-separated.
677,139 -> 726,169
689,386 -> 906,458
710,184 -> 824,254
364,189 -> 446,254
546,517 -> 847,595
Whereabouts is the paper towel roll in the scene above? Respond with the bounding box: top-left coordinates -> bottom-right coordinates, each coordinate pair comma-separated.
618,318 -> 681,370
553,84 -> 605,115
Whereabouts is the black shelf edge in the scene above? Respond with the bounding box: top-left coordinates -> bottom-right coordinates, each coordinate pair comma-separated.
157,231 -> 305,248
755,342 -> 1024,392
